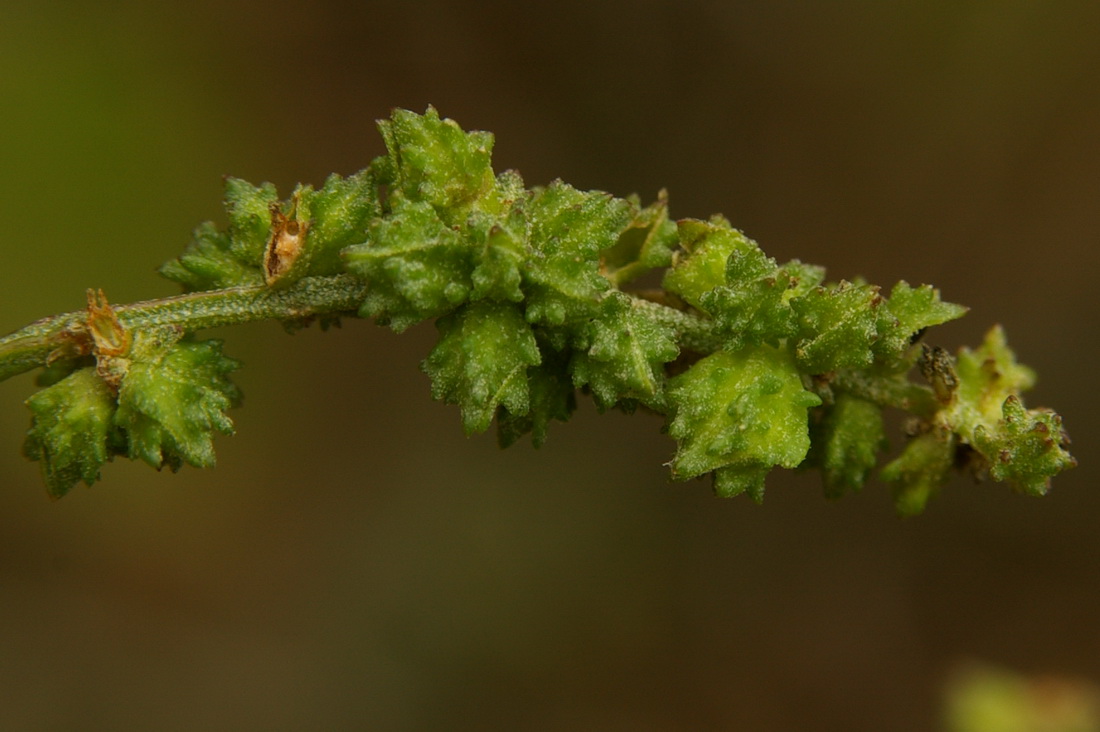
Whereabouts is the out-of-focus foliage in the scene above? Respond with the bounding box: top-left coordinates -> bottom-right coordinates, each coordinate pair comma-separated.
944,663 -> 1100,732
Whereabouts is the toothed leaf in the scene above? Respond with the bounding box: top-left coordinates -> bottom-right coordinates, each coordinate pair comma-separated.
667,346 -> 822,500
875,281 -> 968,361
422,301 -> 541,435
713,464 -> 771,503
497,347 -> 576,448
225,177 -> 279,264
114,330 -> 241,470
809,394 -> 887,498
570,292 -> 679,410
24,368 -> 118,498
522,181 -> 632,327
380,106 -> 496,223
344,196 -> 473,331
792,281 -> 883,373
881,429 -> 956,516
159,221 -> 265,291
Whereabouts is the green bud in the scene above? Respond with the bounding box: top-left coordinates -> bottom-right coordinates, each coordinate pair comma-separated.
700,247 -> 800,350
792,281 -> 882,373
662,217 -> 757,311
951,326 -> 1036,430
468,206 -> 527,303
600,191 -> 678,286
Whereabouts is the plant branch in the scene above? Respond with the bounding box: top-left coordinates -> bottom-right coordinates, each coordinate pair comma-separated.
5,107 -> 1074,510
0,274 -> 368,383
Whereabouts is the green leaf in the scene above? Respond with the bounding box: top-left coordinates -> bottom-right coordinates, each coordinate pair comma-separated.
666,346 -> 822,500
792,281 -> 883,373
662,217 -> 757,312
466,171 -> 529,303
971,396 -> 1075,496
713,464 -> 772,502
522,181 -> 633,327
875,281 -> 968,362
809,394 -> 887,498
159,221 -> 265,291
114,330 -> 241,470
701,250 -> 825,350
468,206 -> 527,303
225,177 -> 279,264
497,346 -> 576,448
293,169 -> 381,277
23,367 -> 118,498
422,301 -> 541,435
380,106 -> 496,223
570,292 -> 679,410
951,325 -> 1037,429
600,191 -> 678,286
880,429 -> 956,516
344,196 -> 473,331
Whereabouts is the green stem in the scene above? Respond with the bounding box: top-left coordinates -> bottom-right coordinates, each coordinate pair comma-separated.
1,275 -> 937,421
831,368 -> 939,417
630,298 -> 722,353
0,274 -> 368,383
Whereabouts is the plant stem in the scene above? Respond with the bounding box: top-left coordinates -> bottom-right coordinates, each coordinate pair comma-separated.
630,298 -> 722,353
0,274 -> 368,382
831,369 -> 939,418
1,274 -> 936,419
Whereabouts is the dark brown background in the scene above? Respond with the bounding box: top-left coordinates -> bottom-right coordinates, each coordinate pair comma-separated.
1,2 -> 1097,729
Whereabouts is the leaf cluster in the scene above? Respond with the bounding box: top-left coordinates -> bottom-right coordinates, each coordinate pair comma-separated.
12,108 -> 1074,512
24,327 -> 239,497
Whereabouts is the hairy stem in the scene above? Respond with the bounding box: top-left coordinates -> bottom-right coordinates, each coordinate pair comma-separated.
0,274 -> 368,382
830,369 -> 939,417
1,273 -> 939,422
0,275 -> 724,384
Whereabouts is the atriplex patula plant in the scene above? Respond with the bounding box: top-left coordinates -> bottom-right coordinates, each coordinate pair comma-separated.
0,108 -> 1075,512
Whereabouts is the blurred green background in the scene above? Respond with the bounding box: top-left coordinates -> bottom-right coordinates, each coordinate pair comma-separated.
1,2 -> 1098,729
